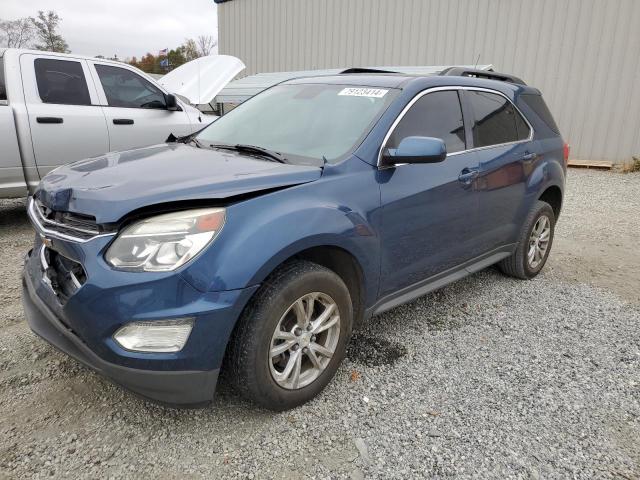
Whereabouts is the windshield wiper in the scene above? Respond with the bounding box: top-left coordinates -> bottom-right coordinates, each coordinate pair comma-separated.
188,137 -> 207,149
209,143 -> 287,163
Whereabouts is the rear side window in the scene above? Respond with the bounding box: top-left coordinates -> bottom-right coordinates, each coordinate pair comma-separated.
467,91 -> 530,148
95,64 -> 166,109
0,58 -> 6,102
388,90 -> 466,153
34,59 -> 91,106
519,93 -> 560,134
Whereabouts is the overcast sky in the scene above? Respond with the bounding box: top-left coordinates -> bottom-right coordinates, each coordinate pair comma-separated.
2,0 -> 218,59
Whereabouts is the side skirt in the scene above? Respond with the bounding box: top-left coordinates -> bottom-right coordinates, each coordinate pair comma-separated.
365,244 -> 515,319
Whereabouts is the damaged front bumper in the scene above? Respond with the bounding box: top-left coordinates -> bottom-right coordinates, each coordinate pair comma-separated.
20,229 -> 258,407
22,265 -> 220,407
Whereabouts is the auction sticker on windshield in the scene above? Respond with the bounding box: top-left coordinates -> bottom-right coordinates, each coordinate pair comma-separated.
338,88 -> 388,98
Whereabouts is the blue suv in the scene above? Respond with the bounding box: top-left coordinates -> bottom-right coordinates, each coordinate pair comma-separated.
22,68 -> 567,410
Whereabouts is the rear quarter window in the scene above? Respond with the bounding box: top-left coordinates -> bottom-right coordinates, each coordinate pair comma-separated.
519,93 -> 560,134
0,58 -> 6,102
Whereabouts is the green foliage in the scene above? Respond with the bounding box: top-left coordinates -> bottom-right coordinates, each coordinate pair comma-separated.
31,10 -> 69,53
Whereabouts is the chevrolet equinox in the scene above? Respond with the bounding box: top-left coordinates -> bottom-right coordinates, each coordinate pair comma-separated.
22,67 -> 567,410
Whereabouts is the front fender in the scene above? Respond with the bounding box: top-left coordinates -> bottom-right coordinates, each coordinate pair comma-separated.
180,170 -> 381,306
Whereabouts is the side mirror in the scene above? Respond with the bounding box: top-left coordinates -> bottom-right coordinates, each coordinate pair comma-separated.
380,136 -> 447,168
166,93 -> 180,111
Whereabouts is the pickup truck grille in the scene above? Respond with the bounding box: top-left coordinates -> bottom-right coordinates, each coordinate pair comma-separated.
28,198 -> 112,242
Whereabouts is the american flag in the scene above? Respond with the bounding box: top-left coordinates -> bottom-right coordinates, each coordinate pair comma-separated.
159,48 -> 168,56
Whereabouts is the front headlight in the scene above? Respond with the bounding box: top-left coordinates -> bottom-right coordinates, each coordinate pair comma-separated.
105,208 -> 225,272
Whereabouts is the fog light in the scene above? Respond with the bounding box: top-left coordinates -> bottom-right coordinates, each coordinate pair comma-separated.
113,319 -> 194,353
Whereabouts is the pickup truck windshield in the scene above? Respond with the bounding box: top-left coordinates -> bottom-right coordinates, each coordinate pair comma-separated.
196,84 -> 396,164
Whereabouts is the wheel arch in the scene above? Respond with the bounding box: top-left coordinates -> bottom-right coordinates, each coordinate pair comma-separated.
289,245 -> 366,326
538,185 -> 563,219
247,239 -> 370,325
525,156 -> 565,218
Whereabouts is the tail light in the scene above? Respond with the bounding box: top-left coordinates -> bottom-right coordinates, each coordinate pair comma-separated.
563,143 -> 570,165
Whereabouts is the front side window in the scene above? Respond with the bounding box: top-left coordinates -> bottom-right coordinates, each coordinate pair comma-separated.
197,84 -> 397,164
34,59 -> 91,106
95,64 -> 166,109
0,58 -> 6,102
468,91 -> 530,148
387,90 -> 466,154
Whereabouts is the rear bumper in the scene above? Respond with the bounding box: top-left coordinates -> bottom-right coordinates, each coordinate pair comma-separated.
22,270 -> 219,407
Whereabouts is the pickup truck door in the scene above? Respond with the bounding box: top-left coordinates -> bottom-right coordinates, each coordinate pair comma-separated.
19,54 -> 109,178
88,61 -> 191,151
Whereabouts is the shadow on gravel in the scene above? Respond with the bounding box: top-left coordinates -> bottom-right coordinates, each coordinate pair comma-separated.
347,334 -> 407,367
0,198 -> 29,229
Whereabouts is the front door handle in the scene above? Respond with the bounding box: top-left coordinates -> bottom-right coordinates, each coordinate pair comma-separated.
36,117 -> 63,124
113,118 -> 134,125
458,167 -> 479,184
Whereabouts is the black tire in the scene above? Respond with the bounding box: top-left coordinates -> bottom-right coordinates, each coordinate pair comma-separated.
498,200 -> 556,279
226,260 -> 353,411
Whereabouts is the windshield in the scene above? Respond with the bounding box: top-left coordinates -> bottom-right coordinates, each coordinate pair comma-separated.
196,83 -> 397,164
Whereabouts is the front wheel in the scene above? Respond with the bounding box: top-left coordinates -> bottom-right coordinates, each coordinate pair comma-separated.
498,200 -> 556,279
226,260 -> 353,411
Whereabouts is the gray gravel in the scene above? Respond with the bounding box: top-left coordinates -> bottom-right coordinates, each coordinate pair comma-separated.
1,169 -> 639,479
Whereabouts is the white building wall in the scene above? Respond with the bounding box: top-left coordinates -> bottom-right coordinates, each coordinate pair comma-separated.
219,0 -> 640,163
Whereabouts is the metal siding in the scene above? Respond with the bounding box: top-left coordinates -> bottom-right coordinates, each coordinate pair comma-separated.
219,0 -> 640,163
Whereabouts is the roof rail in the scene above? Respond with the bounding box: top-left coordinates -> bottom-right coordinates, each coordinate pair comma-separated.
340,67 -> 399,74
439,67 -> 526,85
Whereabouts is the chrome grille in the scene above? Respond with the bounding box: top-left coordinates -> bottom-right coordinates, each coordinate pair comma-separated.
28,198 -> 114,242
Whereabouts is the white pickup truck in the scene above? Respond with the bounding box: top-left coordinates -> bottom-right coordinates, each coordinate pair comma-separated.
0,48 -> 244,198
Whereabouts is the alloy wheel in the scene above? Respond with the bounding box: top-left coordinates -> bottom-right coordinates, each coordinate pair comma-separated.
528,215 -> 551,269
269,292 -> 340,390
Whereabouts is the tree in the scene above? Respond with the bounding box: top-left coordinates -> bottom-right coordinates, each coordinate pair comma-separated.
167,47 -> 187,70
127,36 -> 219,74
133,53 -> 160,74
31,10 -> 69,53
0,17 -> 34,48
196,35 -> 217,56
182,38 -> 200,62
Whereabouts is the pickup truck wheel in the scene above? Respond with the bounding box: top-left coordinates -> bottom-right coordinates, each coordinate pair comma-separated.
226,260 -> 353,411
498,200 -> 556,279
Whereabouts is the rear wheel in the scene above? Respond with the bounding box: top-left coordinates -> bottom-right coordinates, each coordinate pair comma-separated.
226,260 -> 352,411
498,200 -> 555,279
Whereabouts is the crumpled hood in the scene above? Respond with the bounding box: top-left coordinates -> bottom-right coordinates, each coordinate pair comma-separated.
36,144 -> 321,224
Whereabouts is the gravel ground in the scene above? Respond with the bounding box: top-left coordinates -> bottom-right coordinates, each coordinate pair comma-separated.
0,169 -> 639,479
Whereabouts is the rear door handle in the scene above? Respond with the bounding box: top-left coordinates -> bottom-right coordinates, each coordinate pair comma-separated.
113,118 -> 134,125
36,117 -> 63,124
522,152 -> 538,161
458,167 -> 479,184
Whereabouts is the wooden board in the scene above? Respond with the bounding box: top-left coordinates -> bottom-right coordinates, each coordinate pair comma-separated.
567,160 -> 613,170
